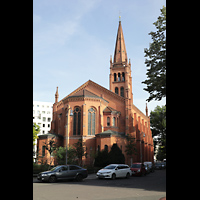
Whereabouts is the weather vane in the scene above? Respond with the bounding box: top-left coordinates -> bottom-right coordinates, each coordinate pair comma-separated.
119,10 -> 121,22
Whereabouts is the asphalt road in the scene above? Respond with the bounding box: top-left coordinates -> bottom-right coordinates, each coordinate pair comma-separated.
33,169 -> 166,200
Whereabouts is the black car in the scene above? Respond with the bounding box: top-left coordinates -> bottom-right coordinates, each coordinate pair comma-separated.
37,165 -> 88,183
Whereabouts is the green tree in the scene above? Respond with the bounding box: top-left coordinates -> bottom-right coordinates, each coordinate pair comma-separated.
150,105 -> 166,160
108,143 -> 125,164
125,134 -> 137,165
73,139 -> 86,166
142,6 -> 166,102
43,136 -> 57,168
94,150 -> 109,168
53,146 -> 77,165
33,123 -> 40,146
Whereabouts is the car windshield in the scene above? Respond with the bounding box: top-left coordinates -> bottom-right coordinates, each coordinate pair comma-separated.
104,165 -> 116,169
131,164 -> 141,168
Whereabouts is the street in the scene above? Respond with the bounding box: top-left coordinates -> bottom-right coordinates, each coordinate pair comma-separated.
33,169 -> 166,200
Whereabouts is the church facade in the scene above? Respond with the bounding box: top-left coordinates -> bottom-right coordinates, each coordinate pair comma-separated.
37,19 -> 154,166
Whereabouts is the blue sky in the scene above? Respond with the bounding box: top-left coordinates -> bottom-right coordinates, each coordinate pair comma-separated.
33,0 -> 166,114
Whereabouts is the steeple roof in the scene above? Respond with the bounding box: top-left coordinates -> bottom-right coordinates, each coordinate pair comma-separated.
113,20 -> 128,64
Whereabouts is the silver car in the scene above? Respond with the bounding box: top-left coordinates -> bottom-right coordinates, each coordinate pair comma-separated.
37,165 -> 88,182
96,164 -> 132,180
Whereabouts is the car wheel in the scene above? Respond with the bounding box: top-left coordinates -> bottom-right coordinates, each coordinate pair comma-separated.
111,173 -> 116,180
49,175 -> 57,183
76,174 -> 83,182
126,173 -> 130,179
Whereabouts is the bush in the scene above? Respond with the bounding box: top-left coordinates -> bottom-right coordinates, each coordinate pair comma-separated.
94,143 -> 125,168
33,163 -> 50,174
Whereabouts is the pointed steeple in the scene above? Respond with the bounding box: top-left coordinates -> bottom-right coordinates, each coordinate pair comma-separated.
113,18 -> 128,64
55,86 -> 59,103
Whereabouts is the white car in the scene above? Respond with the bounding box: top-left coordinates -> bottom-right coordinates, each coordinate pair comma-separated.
96,164 -> 132,179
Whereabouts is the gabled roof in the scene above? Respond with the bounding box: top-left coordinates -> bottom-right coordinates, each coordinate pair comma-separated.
61,80 -> 125,103
103,106 -> 121,114
96,129 -> 125,137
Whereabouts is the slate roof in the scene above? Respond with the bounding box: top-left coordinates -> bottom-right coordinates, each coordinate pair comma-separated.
96,129 -> 125,137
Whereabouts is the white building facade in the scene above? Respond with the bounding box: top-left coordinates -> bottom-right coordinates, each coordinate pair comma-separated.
33,101 -> 53,161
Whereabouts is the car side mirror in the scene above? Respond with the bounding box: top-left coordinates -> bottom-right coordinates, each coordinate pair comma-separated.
58,169 -> 62,172
115,168 -> 118,170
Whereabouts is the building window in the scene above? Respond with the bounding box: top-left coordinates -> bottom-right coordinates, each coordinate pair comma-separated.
43,117 -> 46,122
42,146 -> 46,157
113,117 -> 116,126
114,73 -> 117,82
122,72 -> 125,81
115,87 -> 118,95
120,87 -> 124,97
73,107 -> 81,135
48,118 -> 51,122
107,117 -> 110,126
43,124 -> 45,127
118,73 -> 121,81
88,107 -> 96,135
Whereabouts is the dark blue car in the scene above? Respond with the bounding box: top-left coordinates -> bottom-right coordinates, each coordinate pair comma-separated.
37,165 -> 88,183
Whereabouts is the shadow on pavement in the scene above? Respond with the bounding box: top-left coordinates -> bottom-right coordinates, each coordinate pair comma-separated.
33,169 -> 166,193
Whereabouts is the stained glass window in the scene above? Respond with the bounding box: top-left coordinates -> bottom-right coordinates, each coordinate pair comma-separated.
115,87 -> 118,95
120,86 -> 124,97
88,108 -> 96,135
73,107 -> 81,135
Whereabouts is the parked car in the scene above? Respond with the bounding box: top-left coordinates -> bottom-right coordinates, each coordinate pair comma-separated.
144,161 -> 154,172
155,162 -> 162,170
37,165 -> 88,183
96,164 -> 132,180
161,162 -> 166,169
130,163 -> 146,176
144,163 -> 150,174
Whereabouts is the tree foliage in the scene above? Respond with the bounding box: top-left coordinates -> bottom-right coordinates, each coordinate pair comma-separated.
33,123 -> 40,146
142,6 -> 166,102
150,105 -> 166,160
73,139 -> 86,166
53,146 -> 77,165
94,143 -> 125,167
125,134 -> 137,157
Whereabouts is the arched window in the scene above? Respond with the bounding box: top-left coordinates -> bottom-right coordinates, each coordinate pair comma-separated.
107,117 -> 110,126
120,87 -> 124,97
122,72 -> 125,81
88,107 -> 96,135
115,87 -> 118,95
113,117 -> 116,127
118,73 -> 121,81
73,107 -> 81,135
114,73 -> 117,82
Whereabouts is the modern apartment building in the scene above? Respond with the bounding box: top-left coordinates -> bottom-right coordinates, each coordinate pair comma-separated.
33,101 -> 53,160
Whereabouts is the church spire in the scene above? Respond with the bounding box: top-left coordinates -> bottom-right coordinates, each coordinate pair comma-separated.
55,86 -> 59,103
113,18 -> 128,64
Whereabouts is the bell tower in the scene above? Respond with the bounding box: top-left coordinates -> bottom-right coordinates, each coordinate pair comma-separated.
109,17 -> 133,135
109,17 -> 133,105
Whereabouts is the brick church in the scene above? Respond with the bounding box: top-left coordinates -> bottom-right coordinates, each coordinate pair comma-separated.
37,18 -> 154,166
